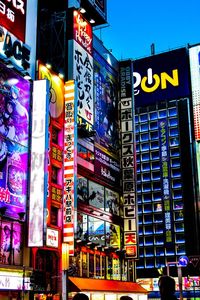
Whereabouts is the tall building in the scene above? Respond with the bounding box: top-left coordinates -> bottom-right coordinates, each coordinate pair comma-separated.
132,47 -> 200,281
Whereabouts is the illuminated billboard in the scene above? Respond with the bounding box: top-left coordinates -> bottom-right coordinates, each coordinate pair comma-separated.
0,0 -> 27,42
0,61 -> 30,220
93,49 -> 119,149
119,60 -> 138,258
69,10 -> 94,127
133,47 -> 190,107
28,80 -> 49,247
63,80 -> 78,255
189,45 -> 200,140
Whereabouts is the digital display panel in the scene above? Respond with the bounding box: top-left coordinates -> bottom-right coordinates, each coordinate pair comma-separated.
0,61 -> 30,220
93,49 -> 119,149
133,47 -> 190,107
0,0 -> 27,42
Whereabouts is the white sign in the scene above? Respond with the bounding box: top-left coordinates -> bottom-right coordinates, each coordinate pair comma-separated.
46,228 -> 59,248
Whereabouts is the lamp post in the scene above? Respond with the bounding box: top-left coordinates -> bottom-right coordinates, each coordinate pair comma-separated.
62,243 -> 69,300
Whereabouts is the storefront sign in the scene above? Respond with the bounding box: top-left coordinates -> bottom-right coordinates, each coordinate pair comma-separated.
0,0 -> 27,42
0,272 -> 30,290
46,228 -> 59,248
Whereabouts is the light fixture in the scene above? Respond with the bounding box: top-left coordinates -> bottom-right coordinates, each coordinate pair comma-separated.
58,73 -> 64,79
23,72 -> 31,80
79,7 -> 86,14
5,60 -> 14,68
89,19 -> 95,24
46,63 -> 52,69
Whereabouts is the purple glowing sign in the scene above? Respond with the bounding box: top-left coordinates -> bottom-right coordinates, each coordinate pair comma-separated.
0,62 -> 30,220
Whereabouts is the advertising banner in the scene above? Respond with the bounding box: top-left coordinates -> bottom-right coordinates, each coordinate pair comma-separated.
93,49 -> 119,149
72,10 -> 94,126
63,80 -> 78,255
0,61 -> 30,220
158,119 -> 173,244
0,0 -> 27,42
94,146 -> 120,186
119,60 -> 138,258
133,48 -> 190,107
28,80 -> 49,247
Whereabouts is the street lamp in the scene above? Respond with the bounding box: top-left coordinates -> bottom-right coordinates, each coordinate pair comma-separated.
62,243 -> 69,300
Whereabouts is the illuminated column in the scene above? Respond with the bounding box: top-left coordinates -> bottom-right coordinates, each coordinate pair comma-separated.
62,243 -> 69,300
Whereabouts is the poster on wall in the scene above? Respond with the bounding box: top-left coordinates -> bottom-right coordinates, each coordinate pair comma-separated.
0,221 -> 22,265
105,188 -> 119,216
0,62 -> 30,220
93,49 -> 119,150
88,180 -> 104,209
77,176 -> 88,204
88,216 -> 105,245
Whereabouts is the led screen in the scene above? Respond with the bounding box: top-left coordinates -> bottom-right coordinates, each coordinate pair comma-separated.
0,62 -> 30,220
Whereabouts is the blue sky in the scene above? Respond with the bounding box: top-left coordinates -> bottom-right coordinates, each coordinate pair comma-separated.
94,0 -> 200,60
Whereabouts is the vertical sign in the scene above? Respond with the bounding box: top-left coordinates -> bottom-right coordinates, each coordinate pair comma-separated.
63,80 -> 78,255
28,80 -> 49,247
119,60 -> 138,258
189,46 -> 200,141
73,10 -> 94,126
159,119 -> 173,244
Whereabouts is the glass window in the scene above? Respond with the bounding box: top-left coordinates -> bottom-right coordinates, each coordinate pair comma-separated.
174,211 -> 184,221
171,169 -> 181,178
149,111 -> 157,120
174,222 -> 184,232
142,173 -> 151,182
173,200 -> 183,210
144,225 -> 153,235
172,179 -> 182,188
171,158 -> 180,167
153,203 -> 162,212
150,141 -> 159,150
143,214 -> 153,224
169,118 -> 178,127
142,162 -> 150,171
141,142 -> 150,151
155,247 -> 164,256
135,124 -> 139,133
143,193 -> 152,203
150,131 -> 158,140
154,235 -> 164,245
140,123 -> 148,132
135,115 -> 139,123
89,253 -> 94,278
154,213 -> 163,223
144,236 -> 153,246
76,213 -> 88,241
151,161 -> 160,170
51,206 -> 58,226
152,171 -> 161,180
143,204 -> 152,213
140,113 -> 148,122
152,181 -> 161,191
140,133 -> 149,141
149,121 -> 158,130
154,223 -> 163,234
152,192 -> 162,201
169,127 -> 179,136
142,183 -> 151,192
141,153 -> 150,161
151,151 -> 159,160
159,110 -> 167,118
170,148 -> 180,157
168,107 -> 177,117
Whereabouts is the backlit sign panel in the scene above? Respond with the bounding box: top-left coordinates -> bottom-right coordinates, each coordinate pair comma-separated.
119,60 -> 138,258
0,61 -> 30,220
46,227 -> 59,248
28,80 -> 49,247
133,48 -> 190,107
63,80 -> 78,255
0,0 -> 27,42
72,10 -> 94,126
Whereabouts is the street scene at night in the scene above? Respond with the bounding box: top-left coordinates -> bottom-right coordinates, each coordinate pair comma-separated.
0,1 -> 199,300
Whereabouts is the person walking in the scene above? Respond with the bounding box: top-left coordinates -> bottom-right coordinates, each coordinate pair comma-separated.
158,275 -> 178,300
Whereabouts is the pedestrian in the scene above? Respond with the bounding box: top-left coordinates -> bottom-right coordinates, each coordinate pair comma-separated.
158,275 -> 178,300
72,293 -> 89,300
120,296 -> 133,300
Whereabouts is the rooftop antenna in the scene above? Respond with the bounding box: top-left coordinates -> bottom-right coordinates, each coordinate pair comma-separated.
151,43 -> 155,55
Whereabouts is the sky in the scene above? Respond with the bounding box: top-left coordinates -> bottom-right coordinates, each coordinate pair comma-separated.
94,0 -> 200,60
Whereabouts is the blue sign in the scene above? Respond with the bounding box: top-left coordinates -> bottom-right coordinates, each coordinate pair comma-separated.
178,256 -> 189,267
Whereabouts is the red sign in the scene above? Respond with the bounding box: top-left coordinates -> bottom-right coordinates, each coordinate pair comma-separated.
0,0 -> 27,42
73,10 -> 92,55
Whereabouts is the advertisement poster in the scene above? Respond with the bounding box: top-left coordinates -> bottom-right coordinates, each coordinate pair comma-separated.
0,62 -> 30,220
88,180 -> 104,209
88,216 -> 105,245
105,188 -> 119,216
77,176 -> 88,204
93,49 -> 119,149
105,222 -> 120,249
0,221 -> 22,265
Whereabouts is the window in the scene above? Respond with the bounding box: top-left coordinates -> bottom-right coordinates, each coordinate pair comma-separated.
149,111 -> 157,120
52,127 -> 59,144
51,206 -> 58,226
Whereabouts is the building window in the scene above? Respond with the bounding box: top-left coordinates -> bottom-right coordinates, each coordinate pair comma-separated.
51,206 -> 58,226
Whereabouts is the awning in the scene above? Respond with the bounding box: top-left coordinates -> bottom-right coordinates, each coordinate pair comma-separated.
68,277 -> 148,294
